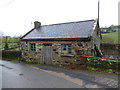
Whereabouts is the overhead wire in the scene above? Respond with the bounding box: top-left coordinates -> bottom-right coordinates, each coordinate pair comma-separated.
0,0 -> 15,10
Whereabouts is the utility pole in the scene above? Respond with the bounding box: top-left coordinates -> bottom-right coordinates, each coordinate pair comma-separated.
31,21 -> 33,28
98,0 -> 100,23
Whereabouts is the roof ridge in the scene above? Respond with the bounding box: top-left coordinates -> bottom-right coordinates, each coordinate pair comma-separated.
41,19 -> 96,27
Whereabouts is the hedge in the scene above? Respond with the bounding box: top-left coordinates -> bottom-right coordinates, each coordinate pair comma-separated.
2,50 -> 22,60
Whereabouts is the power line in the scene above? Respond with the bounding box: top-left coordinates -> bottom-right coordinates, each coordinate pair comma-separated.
0,0 -> 15,10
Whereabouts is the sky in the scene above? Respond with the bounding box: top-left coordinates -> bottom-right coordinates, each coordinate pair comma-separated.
0,0 -> 119,37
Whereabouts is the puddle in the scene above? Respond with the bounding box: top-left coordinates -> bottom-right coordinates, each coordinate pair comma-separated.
0,64 -> 5,67
19,73 -> 23,76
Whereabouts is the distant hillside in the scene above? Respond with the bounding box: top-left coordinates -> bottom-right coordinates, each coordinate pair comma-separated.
101,25 -> 120,44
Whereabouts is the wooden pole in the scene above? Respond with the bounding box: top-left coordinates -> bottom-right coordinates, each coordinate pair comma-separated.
98,0 -> 100,23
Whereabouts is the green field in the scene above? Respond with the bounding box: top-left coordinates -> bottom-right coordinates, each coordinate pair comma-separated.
1,37 -> 21,50
101,29 -> 120,44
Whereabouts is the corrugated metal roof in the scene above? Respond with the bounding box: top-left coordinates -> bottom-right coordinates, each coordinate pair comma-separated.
22,19 -> 96,40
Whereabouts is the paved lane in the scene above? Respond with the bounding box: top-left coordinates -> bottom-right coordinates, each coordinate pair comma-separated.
1,60 -> 119,88
1,60 -> 83,88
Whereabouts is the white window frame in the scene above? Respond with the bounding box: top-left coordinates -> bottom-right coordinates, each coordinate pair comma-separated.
29,43 -> 36,52
61,44 -> 72,54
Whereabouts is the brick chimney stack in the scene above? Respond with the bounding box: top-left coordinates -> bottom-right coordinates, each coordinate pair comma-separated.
34,21 -> 41,29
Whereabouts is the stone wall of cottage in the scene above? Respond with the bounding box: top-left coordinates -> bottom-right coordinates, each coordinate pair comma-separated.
21,41 -> 95,64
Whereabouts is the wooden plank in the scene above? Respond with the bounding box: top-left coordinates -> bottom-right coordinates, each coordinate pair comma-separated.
43,46 -> 52,63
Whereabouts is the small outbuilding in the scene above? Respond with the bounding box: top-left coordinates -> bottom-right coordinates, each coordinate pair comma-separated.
21,19 -> 102,64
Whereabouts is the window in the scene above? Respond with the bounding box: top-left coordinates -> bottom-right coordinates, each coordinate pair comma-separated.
29,43 -> 36,51
61,44 -> 72,54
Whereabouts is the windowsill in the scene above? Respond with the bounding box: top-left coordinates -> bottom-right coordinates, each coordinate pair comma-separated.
29,51 -> 36,53
60,54 -> 75,57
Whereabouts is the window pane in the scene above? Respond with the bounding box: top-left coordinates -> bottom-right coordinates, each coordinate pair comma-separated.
30,43 -> 36,51
63,47 -> 66,50
61,44 -> 72,54
68,44 -> 71,47
68,48 -> 71,54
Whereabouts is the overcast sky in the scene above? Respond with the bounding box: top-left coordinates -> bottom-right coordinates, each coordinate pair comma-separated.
0,0 -> 119,37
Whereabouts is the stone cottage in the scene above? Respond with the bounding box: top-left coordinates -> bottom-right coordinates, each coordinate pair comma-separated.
21,19 -> 103,64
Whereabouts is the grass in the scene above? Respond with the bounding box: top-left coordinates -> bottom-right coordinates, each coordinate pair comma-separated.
101,29 -> 120,44
20,59 -> 120,75
86,66 -> 120,75
2,37 -> 20,50
2,58 -> 20,63
11,47 -> 21,50
24,61 -> 67,69
2,37 -> 20,43
2,43 -> 18,48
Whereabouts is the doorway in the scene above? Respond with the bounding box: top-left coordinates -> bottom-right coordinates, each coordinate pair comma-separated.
43,44 -> 52,63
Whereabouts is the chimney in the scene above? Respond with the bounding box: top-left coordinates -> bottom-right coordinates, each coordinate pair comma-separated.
34,21 -> 41,29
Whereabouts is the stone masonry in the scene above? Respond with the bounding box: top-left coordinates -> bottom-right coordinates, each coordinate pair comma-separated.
21,40 -> 95,65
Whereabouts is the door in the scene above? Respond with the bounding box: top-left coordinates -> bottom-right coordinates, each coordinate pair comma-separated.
43,44 -> 52,63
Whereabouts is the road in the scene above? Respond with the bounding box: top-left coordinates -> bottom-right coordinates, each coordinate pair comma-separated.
0,60 -> 119,88
0,60 -> 83,88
